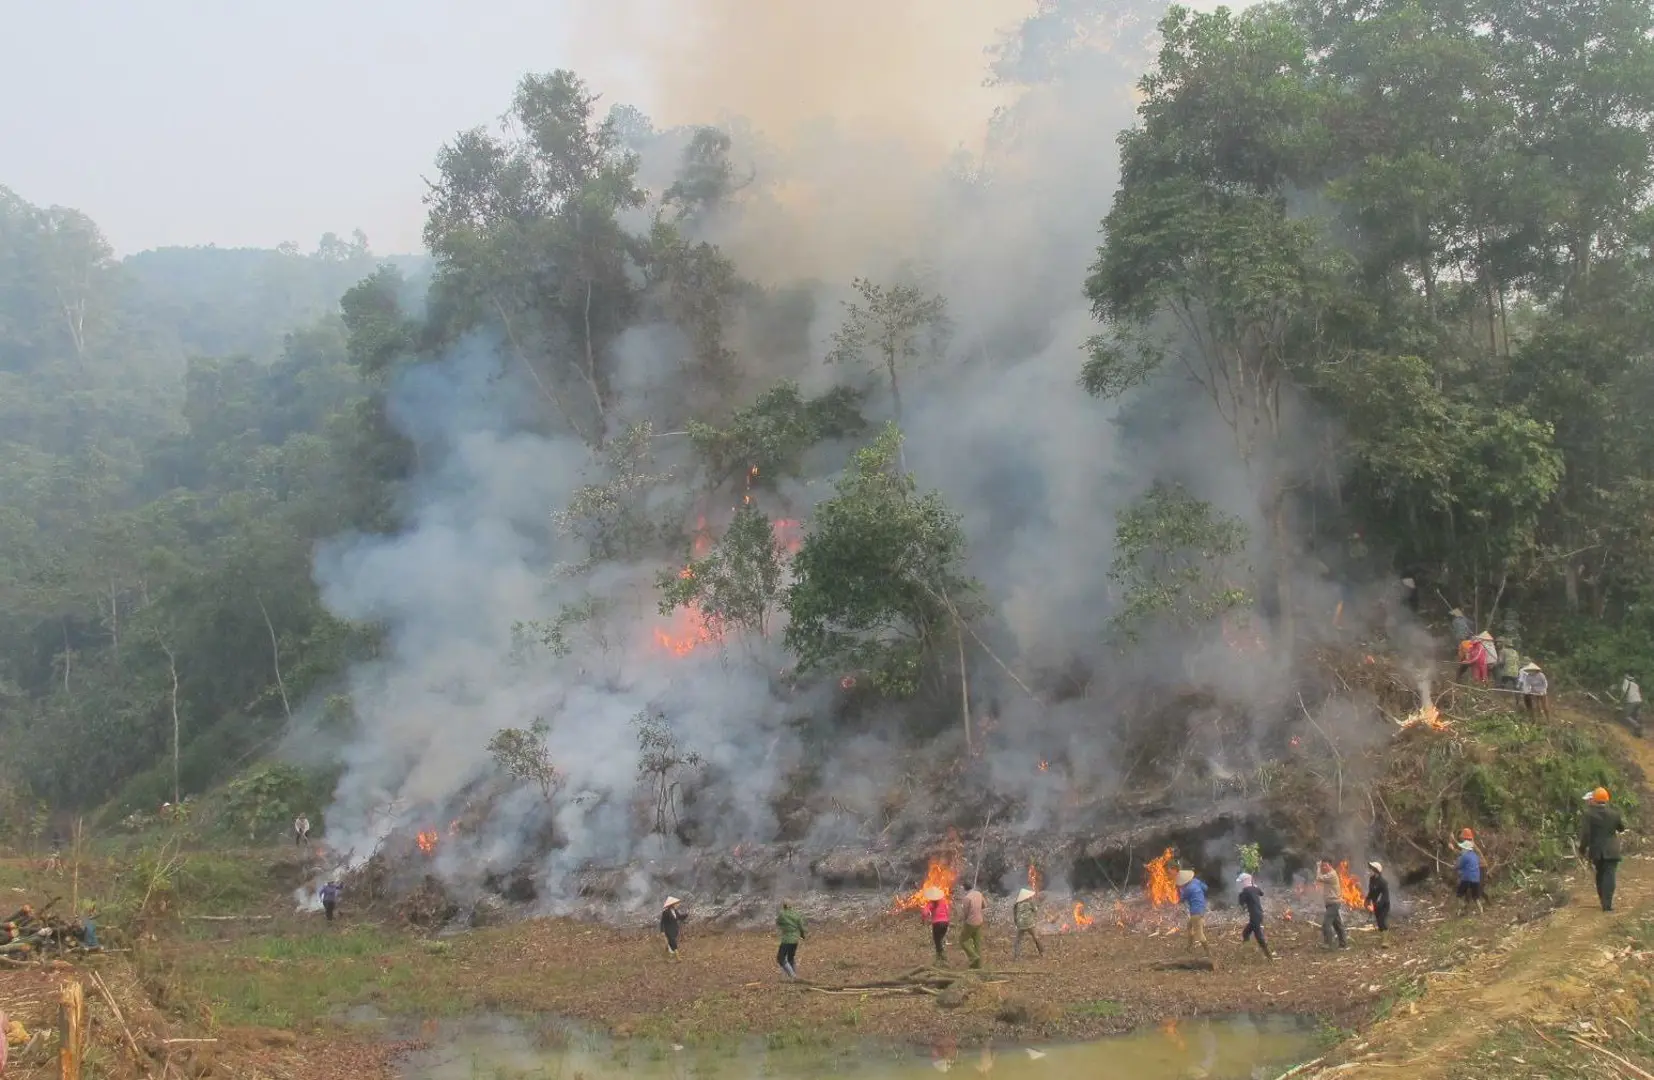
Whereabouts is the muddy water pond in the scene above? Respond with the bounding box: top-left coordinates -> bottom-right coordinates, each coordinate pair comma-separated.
395,1013 -> 1319,1079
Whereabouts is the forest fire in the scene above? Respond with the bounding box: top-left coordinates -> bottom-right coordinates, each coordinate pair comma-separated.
1144,848 -> 1180,906
416,830 -> 438,856
772,518 -> 804,554
894,859 -> 959,912
654,565 -> 721,656
1027,864 -> 1042,892
1072,902 -> 1094,928
1336,861 -> 1367,908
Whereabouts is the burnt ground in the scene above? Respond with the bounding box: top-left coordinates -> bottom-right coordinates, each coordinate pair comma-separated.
444,886 -> 1551,1046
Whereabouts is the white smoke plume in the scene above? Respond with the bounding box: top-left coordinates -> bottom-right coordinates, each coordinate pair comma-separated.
297,0 -> 1374,910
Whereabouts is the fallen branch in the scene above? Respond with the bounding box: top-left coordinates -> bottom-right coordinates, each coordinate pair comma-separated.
185,915 -> 273,921
1569,1036 -> 1654,1080
1268,1056 -> 1324,1080
88,970 -> 145,1067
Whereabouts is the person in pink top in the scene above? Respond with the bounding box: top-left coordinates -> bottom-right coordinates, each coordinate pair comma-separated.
921,887 -> 950,961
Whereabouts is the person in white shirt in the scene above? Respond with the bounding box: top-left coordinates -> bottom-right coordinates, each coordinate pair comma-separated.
1619,675 -> 1642,736
1517,663 -> 1550,720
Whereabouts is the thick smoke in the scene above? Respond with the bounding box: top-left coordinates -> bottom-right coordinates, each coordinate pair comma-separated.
301,0 -> 1386,909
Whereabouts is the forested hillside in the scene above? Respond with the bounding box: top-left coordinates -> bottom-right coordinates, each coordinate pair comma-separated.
0,0 -> 1651,846
0,187 -> 406,815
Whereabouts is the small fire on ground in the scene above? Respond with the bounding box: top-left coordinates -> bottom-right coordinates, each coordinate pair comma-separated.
1336,861 -> 1367,908
415,819 -> 461,857
1398,700 -> 1449,731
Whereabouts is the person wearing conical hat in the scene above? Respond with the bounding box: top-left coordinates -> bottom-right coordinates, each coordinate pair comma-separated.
921,887 -> 951,962
1011,887 -> 1043,959
1364,862 -> 1391,946
659,896 -> 688,959
1176,869 -> 1212,965
1517,661 -> 1550,720
1578,788 -> 1627,912
1450,608 -> 1471,644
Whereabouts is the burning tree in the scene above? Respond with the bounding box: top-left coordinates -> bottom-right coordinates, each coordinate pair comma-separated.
657,505 -> 789,640
486,717 -> 565,802
634,709 -> 704,838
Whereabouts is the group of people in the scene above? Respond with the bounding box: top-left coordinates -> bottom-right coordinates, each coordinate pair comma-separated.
1176,859 -> 1391,968
1450,613 -> 1550,718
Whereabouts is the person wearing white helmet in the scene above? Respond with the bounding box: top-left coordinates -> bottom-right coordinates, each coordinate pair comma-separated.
1011,887 -> 1043,959
1235,873 -> 1273,960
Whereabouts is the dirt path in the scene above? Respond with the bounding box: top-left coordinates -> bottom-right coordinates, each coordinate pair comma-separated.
1311,722 -> 1654,1079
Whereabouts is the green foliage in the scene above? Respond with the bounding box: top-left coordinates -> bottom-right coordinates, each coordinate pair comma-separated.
1236,842 -> 1261,874
1108,485 -> 1251,641
687,381 -> 866,490
553,422 -> 682,565
486,718 -> 564,801
1383,712 -> 1636,872
513,596 -> 615,660
221,763 -> 316,841
784,425 -> 976,697
657,505 -> 788,639
826,278 -> 949,423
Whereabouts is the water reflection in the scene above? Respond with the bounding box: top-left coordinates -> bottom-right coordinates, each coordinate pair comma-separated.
396,1013 -> 1317,1079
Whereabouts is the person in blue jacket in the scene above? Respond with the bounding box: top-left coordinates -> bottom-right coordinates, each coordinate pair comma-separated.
1176,868 -> 1214,967
1455,839 -> 1484,915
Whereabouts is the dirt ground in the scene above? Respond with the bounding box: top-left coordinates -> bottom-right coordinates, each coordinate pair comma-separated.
1301,724 -> 1654,1079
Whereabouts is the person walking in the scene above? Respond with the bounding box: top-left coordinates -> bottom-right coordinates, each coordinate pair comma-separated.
1315,861 -> 1348,949
1011,888 -> 1043,959
1517,662 -> 1550,719
1365,862 -> 1392,947
775,900 -> 806,978
921,887 -> 951,963
294,814 -> 311,846
318,881 -> 341,922
1176,869 -> 1213,966
1578,788 -> 1627,912
958,884 -> 987,969
1235,873 -> 1273,960
1455,840 -> 1484,915
1496,641 -> 1522,690
660,896 -> 688,959
1617,675 -> 1643,736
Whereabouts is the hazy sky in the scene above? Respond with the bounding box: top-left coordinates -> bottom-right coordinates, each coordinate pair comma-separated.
2,0 -> 1239,257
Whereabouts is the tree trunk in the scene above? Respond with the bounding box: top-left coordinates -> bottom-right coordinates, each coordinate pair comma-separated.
886,354 -> 907,471
257,594 -> 293,723
162,643 -> 182,804
955,615 -> 972,752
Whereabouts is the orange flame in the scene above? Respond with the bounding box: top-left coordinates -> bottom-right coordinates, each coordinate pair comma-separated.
1073,902 -> 1094,928
1283,907 -> 1293,921
1336,861 -> 1367,908
1114,900 -> 1127,928
1037,760 -> 1050,772
1144,848 -> 1179,906
895,859 -> 960,912
416,830 -> 438,856
1027,864 -> 1042,892
1400,701 -> 1448,731
772,518 -> 804,555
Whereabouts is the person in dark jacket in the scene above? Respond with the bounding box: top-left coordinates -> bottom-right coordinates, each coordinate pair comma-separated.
1578,788 -> 1628,912
776,901 -> 806,979
318,881 -> 340,922
660,896 -> 688,959
1365,861 -> 1391,946
1235,874 -> 1273,959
